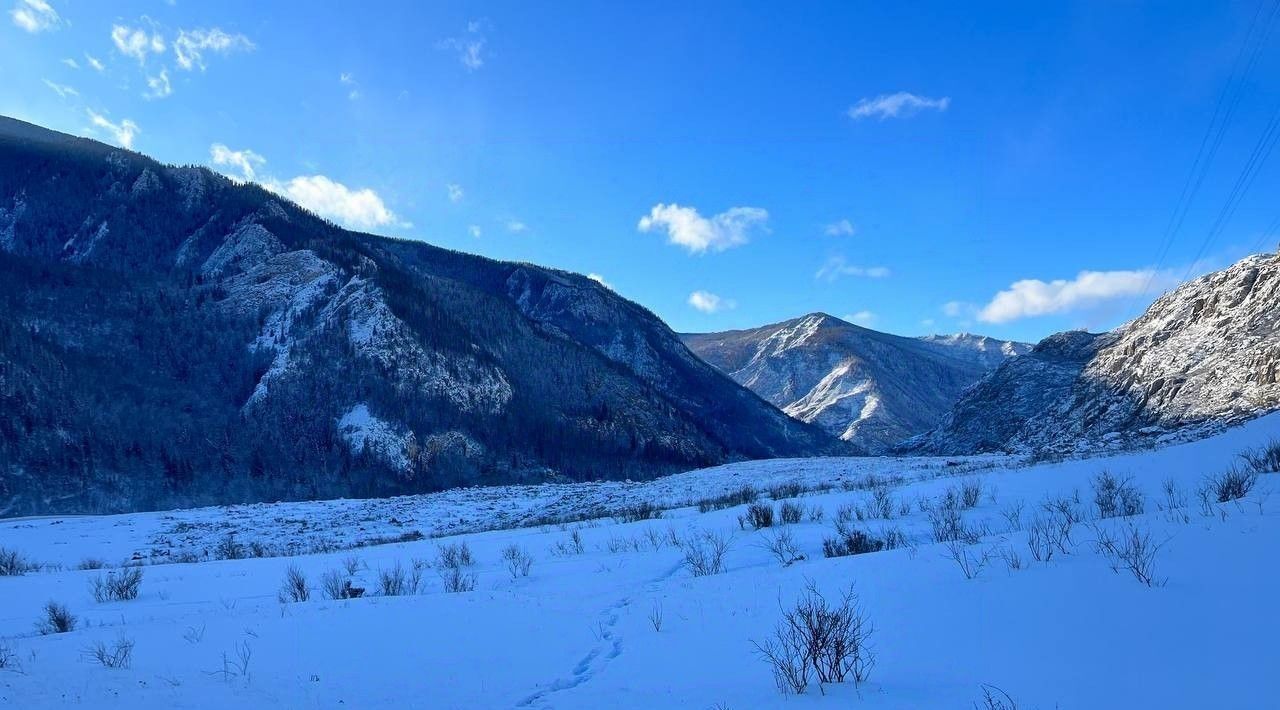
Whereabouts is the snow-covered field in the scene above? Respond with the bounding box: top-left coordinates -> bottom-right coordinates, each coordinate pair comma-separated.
2,415 -> 1278,708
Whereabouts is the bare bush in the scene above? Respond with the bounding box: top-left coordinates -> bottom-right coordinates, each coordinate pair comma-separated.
551,529 -> 586,556
823,528 -> 884,558
0,547 -> 38,576
501,544 -> 533,580
779,501 -> 804,525
1001,501 -> 1025,532
752,582 -> 875,695
1026,515 -> 1059,562
342,555 -> 362,576
648,601 -> 664,632
959,479 -> 983,509
762,529 -> 805,566
878,526 -> 911,551
214,533 -> 245,561
378,561 -> 423,596
275,565 -> 308,603
320,570 -> 364,599
1095,523 -> 1167,587
944,541 -> 991,579
77,558 -> 108,571
1201,467 -> 1258,504
1091,471 -> 1144,519
927,499 -> 983,544
91,567 -> 144,603
0,640 -> 19,671
86,634 -> 135,669
769,481 -> 805,500
37,601 -> 76,635
870,485 -> 897,519
437,543 -> 477,592
697,485 -> 758,513
807,505 -> 825,523
743,502 -> 775,530
974,684 -> 1020,709
613,502 -> 663,524
681,530 -> 733,577
437,541 -> 474,568
1239,439 -> 1280,473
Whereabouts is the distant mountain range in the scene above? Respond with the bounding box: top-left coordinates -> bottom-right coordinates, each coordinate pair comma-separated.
0,116 -> 845,516
908,251 -> 1280,455
682,315 -> 1030,452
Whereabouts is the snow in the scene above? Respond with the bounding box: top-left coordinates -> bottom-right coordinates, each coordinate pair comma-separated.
1,415 -> 1278,708
337,404 -> 411,472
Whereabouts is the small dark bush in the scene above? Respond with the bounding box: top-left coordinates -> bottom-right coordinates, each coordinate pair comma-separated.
769,481 -> 805,500
1239,439 -> 1280,473
752,581 -> 874,694
501,544 -> 533,580
1201,466 -> 1258,504
613,502 -> 663,523
744,502 -> 775,530
320,569 -> 365,599
86,634 -> 135,669
90,567 -> 144,603
1091,471 -> 1145,519
823,529 -> 885,558
278,565 -> 309,603
779,501 -> 804,525
696,485 -> 758,513
0,547 -> 39,576
37,601 -> 77,634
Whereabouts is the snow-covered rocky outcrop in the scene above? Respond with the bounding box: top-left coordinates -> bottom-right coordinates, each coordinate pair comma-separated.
682,314 -> 1028,453
911,251 -> 1280,454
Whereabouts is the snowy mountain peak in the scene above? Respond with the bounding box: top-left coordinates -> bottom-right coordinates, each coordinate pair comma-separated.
912,250 -> 1280,454
683,317 -> 1029,452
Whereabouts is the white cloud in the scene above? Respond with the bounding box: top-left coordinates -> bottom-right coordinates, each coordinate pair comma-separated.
687,290 -> 735,314
42,78 -> 77,98
638,203 -> 768,254
86,110 -> 139,148
848,92 -> 950,120
815,255 -> 890,281
468,224 -> 482,238
266,175 -> 403,231
209,143 -> 266,182
339,72 -> 360,100
920,318 -> 936,329
446,183 -> 464,203
824,219 -> 856,237
112,25 -> 166,65
505,219 -> 527,233
976,268 -> 1176,323
61,57 -> 79,69
587,273 -> 613,290
84,53 -> 105,72
942,300 -> 975,318
437,20 -> 486,70
845,310 -> 877,326
145,68 -> 172,99
11,0 -> 61,33
173,28 -> 253,71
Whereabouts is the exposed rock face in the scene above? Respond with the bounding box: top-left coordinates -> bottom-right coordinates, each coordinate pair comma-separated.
682,314 -> 1028,453
0,116 -> 843,516
910,252 -> 1280,454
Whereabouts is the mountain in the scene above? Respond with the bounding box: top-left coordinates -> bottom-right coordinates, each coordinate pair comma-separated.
0,116 -> 845,516
680,314 -> 1029,453
910,251 -> 1280,455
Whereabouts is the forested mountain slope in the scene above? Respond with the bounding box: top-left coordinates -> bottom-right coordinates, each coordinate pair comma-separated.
0,117 -> 844,516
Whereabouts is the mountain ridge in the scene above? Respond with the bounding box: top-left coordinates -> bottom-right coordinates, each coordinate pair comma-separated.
0,116 -> 847,516
681,313 -> 1030,452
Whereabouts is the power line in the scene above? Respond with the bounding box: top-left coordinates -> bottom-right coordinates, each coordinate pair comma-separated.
1129,0 -> 1280,308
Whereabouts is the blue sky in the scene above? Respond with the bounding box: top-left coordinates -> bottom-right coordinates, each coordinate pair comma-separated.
4,1 -> 1280,343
